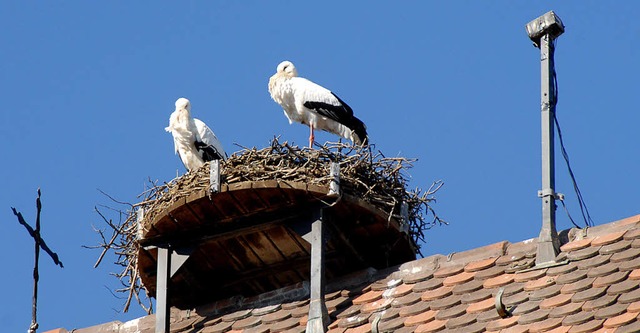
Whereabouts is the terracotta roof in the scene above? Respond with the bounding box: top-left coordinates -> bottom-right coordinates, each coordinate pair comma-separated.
55,213 -> 640,333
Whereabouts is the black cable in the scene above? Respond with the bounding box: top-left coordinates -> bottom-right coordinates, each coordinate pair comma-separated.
559,195 -> 582,229
554,114 -> 595,228
550,39 -> 595,228
550,39 -> 558,108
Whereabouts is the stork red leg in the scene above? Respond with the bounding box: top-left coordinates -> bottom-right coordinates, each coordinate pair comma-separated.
309,124 -> 315,148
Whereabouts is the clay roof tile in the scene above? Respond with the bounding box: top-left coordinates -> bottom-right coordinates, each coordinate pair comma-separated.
591,230 -> 627,247
464,257 -> 498,273
432,265 -> 464,278
68,213 -> 640,333
560,238 -> 593,252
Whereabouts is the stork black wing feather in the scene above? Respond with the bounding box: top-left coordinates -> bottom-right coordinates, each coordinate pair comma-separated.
195,141 -> 224,161
304,92 -> 354,123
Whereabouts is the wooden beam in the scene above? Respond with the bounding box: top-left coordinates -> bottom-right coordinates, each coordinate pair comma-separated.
139,201 -> 328,248
325,218 -> 366,266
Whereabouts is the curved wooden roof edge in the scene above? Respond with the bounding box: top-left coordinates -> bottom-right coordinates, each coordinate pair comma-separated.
139,179 -> 408,245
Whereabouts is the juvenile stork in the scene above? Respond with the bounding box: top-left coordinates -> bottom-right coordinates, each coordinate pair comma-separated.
268,60 -> 368,148
165,97 -> 226,172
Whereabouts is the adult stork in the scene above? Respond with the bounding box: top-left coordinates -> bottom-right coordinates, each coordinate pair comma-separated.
268,60 -> 368,148
165,97 -> 227,172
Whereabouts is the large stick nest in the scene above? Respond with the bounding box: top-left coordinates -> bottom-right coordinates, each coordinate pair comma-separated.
91,138 -> 446,313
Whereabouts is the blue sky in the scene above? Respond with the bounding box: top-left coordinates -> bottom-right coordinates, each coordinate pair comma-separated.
1,2 -> 639,331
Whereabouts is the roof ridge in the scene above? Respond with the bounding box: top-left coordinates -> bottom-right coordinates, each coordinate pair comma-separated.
190,281 -> 311,319
567,214 -> 640,242
58,212 -> 640,333
67,320 -> 122,333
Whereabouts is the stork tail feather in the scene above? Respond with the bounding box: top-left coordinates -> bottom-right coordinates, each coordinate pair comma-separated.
350,118 -> 368,146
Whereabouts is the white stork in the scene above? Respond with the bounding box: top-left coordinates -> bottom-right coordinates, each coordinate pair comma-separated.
165,97 -> 226,172
268,60 -> 368,148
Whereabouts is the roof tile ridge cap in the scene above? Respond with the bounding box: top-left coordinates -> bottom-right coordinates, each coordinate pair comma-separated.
242,281 -> 310,308
383,242 -> 510,281
372,255 -> 440,280
389,254 -> 445,280
443,240 -> 509,267
191,282 -> 311,318
71,320 -> 123,333
192,295 -> 245,318
612,213 -> 640,226
117,315 -> 158,333
503,237 -> 537,256
566,214 -> 640,242
326,267 -> 377,292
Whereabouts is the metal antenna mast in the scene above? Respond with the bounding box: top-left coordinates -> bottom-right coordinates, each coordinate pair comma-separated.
526,11 -> 565,266
11,189 -> 64,333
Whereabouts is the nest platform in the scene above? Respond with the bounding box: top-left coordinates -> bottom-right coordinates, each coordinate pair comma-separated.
138,179 -> 415,308
130,140 -> 440,309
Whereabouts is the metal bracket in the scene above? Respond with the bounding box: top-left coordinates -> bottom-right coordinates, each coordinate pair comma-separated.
495,287 -> 515,318
537,189 -> 564,200
400,201 -> 409,234
136,207 -> 145,240
371,316 -> 381,333
210,160 -> 221,193
290,210 -> 321,244
169,247 -> 193,277
328,162 -> 340,197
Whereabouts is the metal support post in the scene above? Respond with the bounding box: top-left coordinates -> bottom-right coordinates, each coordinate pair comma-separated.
210,160 -> 221,193
526,11 -> 564,265
306,209 -> 329,333
155,246 -> 193,333
156,247 -> 171,333
536,33 -> 560,265
400,201 -> 409,233
328,162 -> 340,197
136,207 -> 145,240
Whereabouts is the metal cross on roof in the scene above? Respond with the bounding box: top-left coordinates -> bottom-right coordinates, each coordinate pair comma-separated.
11,189 -> 64,333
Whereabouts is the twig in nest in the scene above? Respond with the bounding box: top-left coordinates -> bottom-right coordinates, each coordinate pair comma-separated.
141,138 -> 446,254
86,192 -> 154,314
88,137 -> 446,312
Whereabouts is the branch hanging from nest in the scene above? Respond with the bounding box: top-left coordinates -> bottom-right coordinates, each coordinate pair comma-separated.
88,137 -> 446,313
84,185 -> 161,314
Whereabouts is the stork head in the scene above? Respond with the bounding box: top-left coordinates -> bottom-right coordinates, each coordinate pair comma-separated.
276,60 -> 298,78
175,97 -> 191,112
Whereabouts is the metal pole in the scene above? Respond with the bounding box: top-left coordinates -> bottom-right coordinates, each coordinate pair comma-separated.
30,193 -> 42,333
156,247 -> 171,333
306,209 -> 329,333
31,245 -> 39,333
12,189 -> 63,333
11,189 -> 63,333
536,33 -> 560,265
